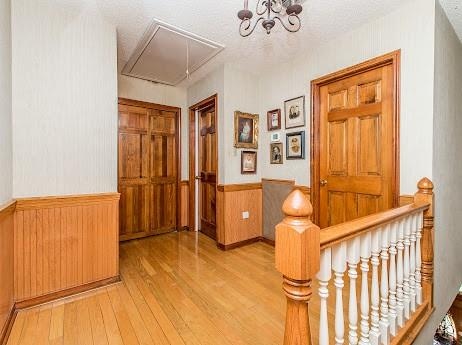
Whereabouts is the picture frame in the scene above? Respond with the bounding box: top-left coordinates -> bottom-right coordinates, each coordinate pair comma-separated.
267,109 -> 281,131
241,151 -> 257,174
270,143 -> 283,164
234,111 -> 259,149
270,132 -> 281,143
284,96 -> 305,129
286,131 -> 305,159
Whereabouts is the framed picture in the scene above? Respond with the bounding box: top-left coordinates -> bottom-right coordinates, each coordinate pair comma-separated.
284,96 -> 305,129
286,131 -> 305,159
270,132 -> 281,143
267,109 -> 281,131
270,143 -> 283,164
241,151 -> 257,174
234,111 -> 259,149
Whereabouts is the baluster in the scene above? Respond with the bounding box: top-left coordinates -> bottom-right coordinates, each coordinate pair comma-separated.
388,221 -> 398,336
396,219 -> 405,327
415,212 -> 423,305
414,178 -> 434,307
359,232 -> 372,345
333,243 -> 347,345
370,229 -> 381,345
403,217 -> 411,320
347,237 -> 361,345
317,248 -> 332,345
275,190 -> 320,345
380,225 -> 390,345
409,214 -> 417,312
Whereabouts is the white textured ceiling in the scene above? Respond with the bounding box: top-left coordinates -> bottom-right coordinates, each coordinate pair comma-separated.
440,0 -> 462,41
74,0 -> 449,87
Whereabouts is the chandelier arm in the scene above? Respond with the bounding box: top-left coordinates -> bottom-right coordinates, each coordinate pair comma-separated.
239,17 -> 264,37
256,0 -> 268,16
273,14 -> 301,32
270,0 -> 283,14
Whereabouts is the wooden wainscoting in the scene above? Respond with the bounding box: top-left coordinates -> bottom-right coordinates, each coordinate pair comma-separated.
0,201 -> 15,344
14,193 -> 120,307
180,180 -> 189,229
216,183 -> 262,249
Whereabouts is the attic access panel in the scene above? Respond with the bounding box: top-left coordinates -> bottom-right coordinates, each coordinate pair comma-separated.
122,20 -> 224,86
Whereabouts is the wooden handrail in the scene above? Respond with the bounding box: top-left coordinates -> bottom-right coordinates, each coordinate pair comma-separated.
320,202 -> 430,250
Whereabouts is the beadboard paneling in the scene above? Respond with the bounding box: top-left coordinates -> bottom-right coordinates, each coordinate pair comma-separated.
0,201 -> 14,342
14,194 -> 120,303
12,1 -> 118,197
180,181 -> 189,228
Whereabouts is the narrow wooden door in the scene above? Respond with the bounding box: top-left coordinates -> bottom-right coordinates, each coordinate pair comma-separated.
118,99 -> 179,241
317,63 -> 397,228
198,106 -> 217,239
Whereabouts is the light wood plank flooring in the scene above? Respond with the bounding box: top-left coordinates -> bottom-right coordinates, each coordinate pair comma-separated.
7,232 -> 339,345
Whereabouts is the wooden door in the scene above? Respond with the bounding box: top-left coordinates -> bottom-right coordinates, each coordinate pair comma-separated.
198,106 -> 217,239
118,99 -> 179,241
315,56 -> 399,228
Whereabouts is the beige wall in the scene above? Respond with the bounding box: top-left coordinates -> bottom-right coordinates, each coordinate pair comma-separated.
0,0 -> 12,204
415,2 -> 462,342
258,0 -> 436,194
12,1 -> 118,197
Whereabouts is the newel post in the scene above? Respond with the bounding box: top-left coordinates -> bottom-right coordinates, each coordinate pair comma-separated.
275,190 -> 320,345
414,177 -> 434,307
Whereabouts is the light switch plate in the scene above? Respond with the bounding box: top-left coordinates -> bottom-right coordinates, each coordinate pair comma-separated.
242,211 -> 249,219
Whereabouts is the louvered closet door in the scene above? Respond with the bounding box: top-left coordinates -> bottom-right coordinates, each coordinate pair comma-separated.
118,101 -> 178,241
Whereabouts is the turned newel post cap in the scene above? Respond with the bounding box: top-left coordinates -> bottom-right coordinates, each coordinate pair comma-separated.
282,189 -> 313,218
418,177 -> 434,193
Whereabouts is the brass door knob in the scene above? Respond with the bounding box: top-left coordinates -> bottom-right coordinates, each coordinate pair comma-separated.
195,176 -> 202,180
320,179 -> 328,186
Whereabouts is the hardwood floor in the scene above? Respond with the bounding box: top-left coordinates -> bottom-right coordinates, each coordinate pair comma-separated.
6,232 -> 344,345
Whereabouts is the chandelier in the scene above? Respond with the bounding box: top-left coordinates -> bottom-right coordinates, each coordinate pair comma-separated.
238,0 -> 303,37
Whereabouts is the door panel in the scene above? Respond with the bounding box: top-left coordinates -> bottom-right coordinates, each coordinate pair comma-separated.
319,64 -> 396,228
118,101 -> 179,241
199,107 -> 217,239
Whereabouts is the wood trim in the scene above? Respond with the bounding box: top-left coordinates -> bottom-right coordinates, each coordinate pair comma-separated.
217,237 -> 261,251
293,185 -> 310,195
217,183 -> 262,192
261,178 -> 295,185
320,202 -> 429,250
0,201 -> 15,222
14,276 -> 120,310
15,193 -> 120,210
259,237 -> 275,246
399,195 -> 414,206
189,94 -> 218,231
118,97 -> 181,112
390,302 -> 433,345
310,50 -> 401,225
0,308 -> 16,345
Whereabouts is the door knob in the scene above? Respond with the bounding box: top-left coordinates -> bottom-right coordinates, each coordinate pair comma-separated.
195,176 -> 202,180
320,179 -> 328,186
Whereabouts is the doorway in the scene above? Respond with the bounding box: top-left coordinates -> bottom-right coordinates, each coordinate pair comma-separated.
189,95 -> 218,240
311,51 -> 400,228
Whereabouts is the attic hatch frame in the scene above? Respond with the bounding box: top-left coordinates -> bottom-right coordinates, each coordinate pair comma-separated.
122,19 -> 225,86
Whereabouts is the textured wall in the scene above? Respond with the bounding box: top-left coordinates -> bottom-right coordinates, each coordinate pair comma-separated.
0,0 -> 12,205
415,2 -> 462,342
12,1 -> 118,197
258,0 -> 435,193
118,75 -> 188,179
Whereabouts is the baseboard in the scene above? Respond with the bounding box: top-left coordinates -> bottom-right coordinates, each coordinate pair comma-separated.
217,236 -> 275,250
15,276 -> 120,310
0,307 -> 17,345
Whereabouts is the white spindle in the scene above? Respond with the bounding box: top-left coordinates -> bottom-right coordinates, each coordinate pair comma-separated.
415,212 -> 423,305
396,219 -> 405,327
409,214 -> 417,312
388,221 -> 398,336
380,225 -> 390,345
348,237 -> 361,345
403,217 -> 411,320
333,243 -> 347,345
370,229 -> 381,345
359,232 -> 372,345
317,248 -> 332,345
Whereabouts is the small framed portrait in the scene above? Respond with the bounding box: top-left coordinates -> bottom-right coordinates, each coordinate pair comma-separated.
241,151 -> 257,174
286,131 -> 305,159
284,96 -> 305,129
267,109 -> 281,131
234,111 -> 259,149
270,132 -> 281,143
270,143 -> 283,164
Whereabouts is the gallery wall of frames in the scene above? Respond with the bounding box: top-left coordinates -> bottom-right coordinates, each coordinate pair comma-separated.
234,95 -> 306,175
